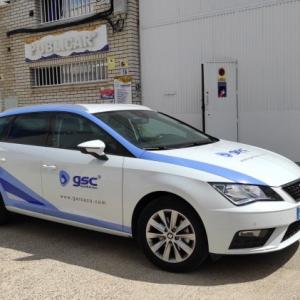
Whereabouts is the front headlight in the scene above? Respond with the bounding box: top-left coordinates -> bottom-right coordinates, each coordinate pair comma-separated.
210,183 -> 283,206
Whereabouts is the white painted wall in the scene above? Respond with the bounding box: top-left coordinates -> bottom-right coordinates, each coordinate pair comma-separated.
140,0 -> 300,161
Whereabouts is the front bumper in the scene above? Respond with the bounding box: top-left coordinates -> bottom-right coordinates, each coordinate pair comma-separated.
204,199 -> 300,255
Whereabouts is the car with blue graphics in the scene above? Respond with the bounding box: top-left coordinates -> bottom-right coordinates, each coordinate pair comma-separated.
0,104 -> 300,272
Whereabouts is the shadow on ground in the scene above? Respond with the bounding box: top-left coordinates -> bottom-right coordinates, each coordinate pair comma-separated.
0,214 -> 298,286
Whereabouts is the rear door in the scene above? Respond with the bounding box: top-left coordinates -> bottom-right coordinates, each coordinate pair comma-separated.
0,113 -> 52,212
40,112 -> 125,232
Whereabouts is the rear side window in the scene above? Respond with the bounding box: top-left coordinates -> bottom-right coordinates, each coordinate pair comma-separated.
6,113 -> 50,146
0,117 -> 12,140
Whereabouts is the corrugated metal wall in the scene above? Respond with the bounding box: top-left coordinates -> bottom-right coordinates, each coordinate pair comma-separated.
140,0 -> 300,161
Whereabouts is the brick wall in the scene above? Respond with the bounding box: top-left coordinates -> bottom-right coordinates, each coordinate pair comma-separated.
0,0 -> 141,108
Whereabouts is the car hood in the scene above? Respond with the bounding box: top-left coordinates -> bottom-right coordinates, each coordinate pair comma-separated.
145,140 -> 300,187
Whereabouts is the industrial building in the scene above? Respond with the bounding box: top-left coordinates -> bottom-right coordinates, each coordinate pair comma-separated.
1,0 -> 300,162
140,0 -> 300,161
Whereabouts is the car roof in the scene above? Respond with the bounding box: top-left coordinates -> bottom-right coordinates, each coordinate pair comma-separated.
0,103 -> 153,117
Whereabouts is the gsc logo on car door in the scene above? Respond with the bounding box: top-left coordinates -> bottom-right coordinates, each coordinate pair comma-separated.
59,170 -> 99,189
1,112 -> 125,227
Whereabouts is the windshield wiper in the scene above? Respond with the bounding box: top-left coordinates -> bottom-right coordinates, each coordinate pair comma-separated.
143,146 -> 172,151
143,140 -> 216,151
173,141 -> 215,149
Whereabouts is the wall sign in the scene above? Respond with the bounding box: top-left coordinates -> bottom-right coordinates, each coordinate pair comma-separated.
25,25 -> 108,62
114,76 -> 132,104
120,58 -> 129,68
99,84 -> 115,101
120,58 -> 129,75
218,67 -> 227,98
107,56 -> 116,71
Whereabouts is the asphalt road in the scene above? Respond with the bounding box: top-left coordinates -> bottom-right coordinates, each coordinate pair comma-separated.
0,214 -> 300,300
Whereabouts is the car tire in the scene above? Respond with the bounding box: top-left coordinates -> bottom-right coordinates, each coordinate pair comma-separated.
137,196 -> 208,273
0,194 -> 10,225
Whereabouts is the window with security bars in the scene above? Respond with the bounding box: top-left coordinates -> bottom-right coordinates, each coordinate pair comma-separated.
31,59 -> 108,87
40,0 -> 95,24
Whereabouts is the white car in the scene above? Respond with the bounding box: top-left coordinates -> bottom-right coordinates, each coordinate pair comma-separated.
0,104 -> 300,272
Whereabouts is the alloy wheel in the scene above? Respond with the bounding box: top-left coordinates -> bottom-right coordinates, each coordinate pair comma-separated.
146,209 -> 196,263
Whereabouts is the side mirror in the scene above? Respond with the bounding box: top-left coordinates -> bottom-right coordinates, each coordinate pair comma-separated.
77,140 -> 108,160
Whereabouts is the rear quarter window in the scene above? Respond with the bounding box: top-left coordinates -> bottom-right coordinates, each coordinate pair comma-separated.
0,117 -> 12,141
6,113 -> 50,146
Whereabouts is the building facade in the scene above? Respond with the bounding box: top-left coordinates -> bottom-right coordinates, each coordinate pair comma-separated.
2,0 -> 300,162
0,0 -> 140,110
140,0 -> 300,161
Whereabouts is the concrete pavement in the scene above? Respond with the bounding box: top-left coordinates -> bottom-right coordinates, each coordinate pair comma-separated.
0,214 -> 299,300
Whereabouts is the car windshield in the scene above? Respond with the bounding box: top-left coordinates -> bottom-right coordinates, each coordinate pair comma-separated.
94,110 -> 218,150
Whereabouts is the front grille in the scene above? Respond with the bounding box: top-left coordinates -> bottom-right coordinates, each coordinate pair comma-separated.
282,221 -> 300,242
283,180 -> 300,202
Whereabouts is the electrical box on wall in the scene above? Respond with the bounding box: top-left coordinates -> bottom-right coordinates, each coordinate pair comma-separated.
3,98 -> 18,111
114,0 -> 128,15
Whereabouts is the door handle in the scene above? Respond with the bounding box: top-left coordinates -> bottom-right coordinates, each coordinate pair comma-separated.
205,92 -> 209,106
42,164 -> 57,170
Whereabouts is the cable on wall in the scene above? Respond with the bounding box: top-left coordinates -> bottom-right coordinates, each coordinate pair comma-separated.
6,0 -> 119,37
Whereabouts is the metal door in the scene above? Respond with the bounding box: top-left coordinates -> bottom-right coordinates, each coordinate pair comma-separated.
204,62 -> 238,141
